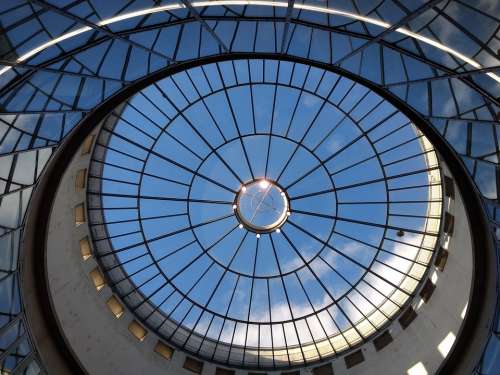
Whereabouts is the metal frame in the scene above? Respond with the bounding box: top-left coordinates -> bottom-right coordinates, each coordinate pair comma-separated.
0,0 -> 496,372
14,50 -> 497,375
86,56 -> 443,369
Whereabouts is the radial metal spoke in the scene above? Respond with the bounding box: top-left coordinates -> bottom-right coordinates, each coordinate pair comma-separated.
84,57 -> 444,368
96,212 -> 235,257
93,191 -> 233,205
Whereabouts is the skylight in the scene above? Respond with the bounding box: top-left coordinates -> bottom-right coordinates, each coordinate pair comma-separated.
87,58 -> 442,368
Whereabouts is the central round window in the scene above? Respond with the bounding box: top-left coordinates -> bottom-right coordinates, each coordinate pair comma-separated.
87,58 -> 443,369
235,180 -> 289,233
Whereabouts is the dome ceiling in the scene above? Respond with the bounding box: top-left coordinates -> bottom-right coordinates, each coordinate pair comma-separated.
0,1 -> 498,374
88,58 -> 441,368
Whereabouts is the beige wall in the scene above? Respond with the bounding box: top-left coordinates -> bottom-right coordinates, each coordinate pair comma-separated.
46,136 -> 472,375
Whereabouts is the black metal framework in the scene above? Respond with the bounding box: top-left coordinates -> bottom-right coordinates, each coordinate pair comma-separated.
87,57 -> 443,369
0,0 -> 498,374
233,179 -> 290,234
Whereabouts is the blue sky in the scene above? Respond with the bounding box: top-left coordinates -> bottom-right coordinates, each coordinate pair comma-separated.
95,58 -> 441,358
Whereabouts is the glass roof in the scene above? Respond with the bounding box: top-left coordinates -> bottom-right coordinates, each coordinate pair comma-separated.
0,1 -> 498,373
88,58 -> 442,368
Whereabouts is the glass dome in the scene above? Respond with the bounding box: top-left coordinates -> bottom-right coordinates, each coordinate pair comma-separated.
87,57 -> 443,368
1,0 -> 499,372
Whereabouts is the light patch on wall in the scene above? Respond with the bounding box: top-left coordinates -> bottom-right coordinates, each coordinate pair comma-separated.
443,235 -> 451,250
438,332 -> 456,358
106,295 -> 124,318
79,237 -> 92,260
89,267 -> 105,291
430,270 -> 438,284
154,340 -> 174,360
417,299 -> 425,310
407,362 -> 428,375
74,203 -> 86,226
128,320 -> 147,342
81,135 -> 95,155
461,303 -> 468,319
75,169 -> 87,191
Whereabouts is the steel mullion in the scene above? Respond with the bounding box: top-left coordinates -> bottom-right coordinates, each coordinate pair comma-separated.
332,0 -> 444,67
100,127 -> 238,194
209,274 -> 241,361
285,109 -> 402,191
111,240 -> 196,284
293,272 -> 329,360
108,109 -> 161,138
186,231 -> 248,352
264,61 -> 280,178
89,212 -> 187,227
281,226 -> 366,343
213,62 -> 256,181
126,223 -> 238,306
241,236 -> 259,365
93,229 -> 142,242
97,213 -> 234,258
280,0 -> 296,54
383,65 -> 500,87
388,182 -> 441,192
268,234 -> 308,364
184,69 -> 228,142
93,193 -> 232,205
180,0 -> 229,52
160,261 -> 216,332
291,209 -> 436,237
153,79 -> 245,185
292,165 -> 441,200
339,200 -> 438,205
28,0 -> 176,63
3,17 -> 497,105
88,205 -> 137,211
285,220 -> 412,297
88,174 -> 140,186
381,148 -> 434,168
112,106 -> 205,161
316,254 -> 395,317
277,67 -> 340,183
1,50 -> 123,81
90,158 -> 190,187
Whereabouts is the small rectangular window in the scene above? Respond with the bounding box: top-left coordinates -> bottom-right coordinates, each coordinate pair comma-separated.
89,268 -> 105,291
79,237 -> 92,260
434,247 -> 449,272
75,203 -> 86,226
183,357 -> 204,374
344,349 -> 364,369
419,279 -> 436,303
444,176 -> 454,199
399,307 -> 417,329
154,340 -> 174,360
373,330 -> 393,351
408,362 -> 428,375
444,213 -> 454,235
128,320 -> 147,342
81,134 -> 95,155
312,363 -> 333,375
215,368 -> 235,375
75,169 -> 87,191
106,295 -> 124,318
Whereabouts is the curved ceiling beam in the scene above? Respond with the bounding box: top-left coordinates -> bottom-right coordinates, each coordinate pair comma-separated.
2,0 -> 499,84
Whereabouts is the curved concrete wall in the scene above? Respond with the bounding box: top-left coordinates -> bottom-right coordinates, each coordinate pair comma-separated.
45,118 -> 472,375
44,126 -> 182,375
331,161 -> 472,375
